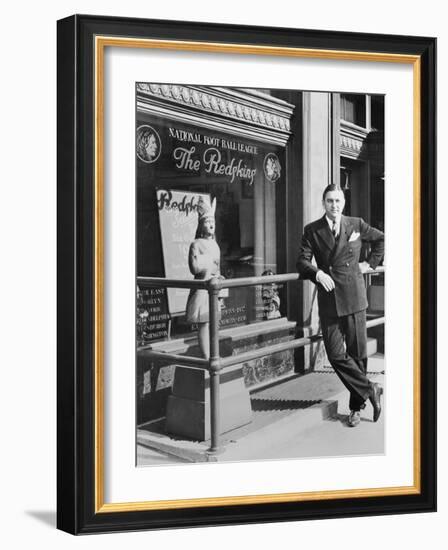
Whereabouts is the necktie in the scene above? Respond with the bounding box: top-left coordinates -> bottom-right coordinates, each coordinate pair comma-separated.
332,220 -> 338,238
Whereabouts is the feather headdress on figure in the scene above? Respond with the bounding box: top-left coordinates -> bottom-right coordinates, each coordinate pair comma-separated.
195,197 -> 217,239
197,197 -> 216,221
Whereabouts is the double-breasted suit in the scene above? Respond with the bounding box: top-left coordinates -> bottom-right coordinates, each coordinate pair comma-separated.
297,215 -> 384,411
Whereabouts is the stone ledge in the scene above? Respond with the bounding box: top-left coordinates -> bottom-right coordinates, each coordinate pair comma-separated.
141,317 -> 296,355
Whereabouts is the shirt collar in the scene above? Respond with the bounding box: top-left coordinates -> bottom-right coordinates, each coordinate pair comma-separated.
325,215 -> 341,229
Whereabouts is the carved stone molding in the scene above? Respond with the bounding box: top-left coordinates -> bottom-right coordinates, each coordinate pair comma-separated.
340,119 -> 369,160
137,83 -> 293,147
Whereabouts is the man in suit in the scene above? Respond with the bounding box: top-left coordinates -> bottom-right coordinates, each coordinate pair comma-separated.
297,184 -> 384,427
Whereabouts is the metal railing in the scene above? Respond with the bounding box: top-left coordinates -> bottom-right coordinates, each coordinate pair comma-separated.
137,267 -> 385,456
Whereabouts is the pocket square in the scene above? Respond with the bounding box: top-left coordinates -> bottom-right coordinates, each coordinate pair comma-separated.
349,231 -> 360,242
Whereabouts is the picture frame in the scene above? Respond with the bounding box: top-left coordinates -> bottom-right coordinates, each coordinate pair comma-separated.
57,14 -> 436,534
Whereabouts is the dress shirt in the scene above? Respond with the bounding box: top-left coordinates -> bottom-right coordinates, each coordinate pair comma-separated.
325,215 -> 341,238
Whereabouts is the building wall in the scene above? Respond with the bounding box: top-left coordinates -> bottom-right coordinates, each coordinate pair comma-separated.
299,92 -> 335,370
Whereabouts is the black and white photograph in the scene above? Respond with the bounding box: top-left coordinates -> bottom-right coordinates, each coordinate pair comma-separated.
0,0 -> 441,544
135,84 -> 385,466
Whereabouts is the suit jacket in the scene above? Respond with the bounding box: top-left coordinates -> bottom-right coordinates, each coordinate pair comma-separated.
297,215 -> 384,318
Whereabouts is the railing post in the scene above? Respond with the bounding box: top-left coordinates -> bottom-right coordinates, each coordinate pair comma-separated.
207,277 -> 223,456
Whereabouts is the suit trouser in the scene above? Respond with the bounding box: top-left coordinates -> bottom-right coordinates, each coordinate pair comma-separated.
320,309 -> 372,411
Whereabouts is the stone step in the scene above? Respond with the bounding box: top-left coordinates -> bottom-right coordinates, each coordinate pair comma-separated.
367,337 -> 377,357
367,353 -> 386,374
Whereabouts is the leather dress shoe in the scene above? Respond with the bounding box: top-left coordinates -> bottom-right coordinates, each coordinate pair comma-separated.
369,383 -> 383,422
347,410 -> 361,427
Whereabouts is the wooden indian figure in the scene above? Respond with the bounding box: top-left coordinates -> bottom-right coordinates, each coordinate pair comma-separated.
185,197 -> 225,358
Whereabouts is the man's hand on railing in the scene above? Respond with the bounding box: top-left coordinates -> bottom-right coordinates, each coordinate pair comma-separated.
359,261 -> 372,274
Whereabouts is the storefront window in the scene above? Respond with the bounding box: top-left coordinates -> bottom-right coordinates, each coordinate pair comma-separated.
136,110 -> 286,344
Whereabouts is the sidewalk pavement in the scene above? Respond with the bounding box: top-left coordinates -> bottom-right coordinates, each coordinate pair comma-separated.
137,354 -> 385,465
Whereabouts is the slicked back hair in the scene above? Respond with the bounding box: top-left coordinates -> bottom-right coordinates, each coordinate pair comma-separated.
322,184 -> 345,201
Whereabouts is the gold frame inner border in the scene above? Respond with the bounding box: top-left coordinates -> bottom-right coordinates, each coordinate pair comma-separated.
94,35 -> 421,513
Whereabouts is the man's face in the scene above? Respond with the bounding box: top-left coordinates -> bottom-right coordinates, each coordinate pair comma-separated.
323,189 -> 345,221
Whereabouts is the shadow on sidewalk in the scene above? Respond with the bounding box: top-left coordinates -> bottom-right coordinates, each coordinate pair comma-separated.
251,397 -> 322,411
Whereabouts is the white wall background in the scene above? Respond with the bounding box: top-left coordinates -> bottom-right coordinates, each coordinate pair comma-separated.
0,0 -> 443,547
